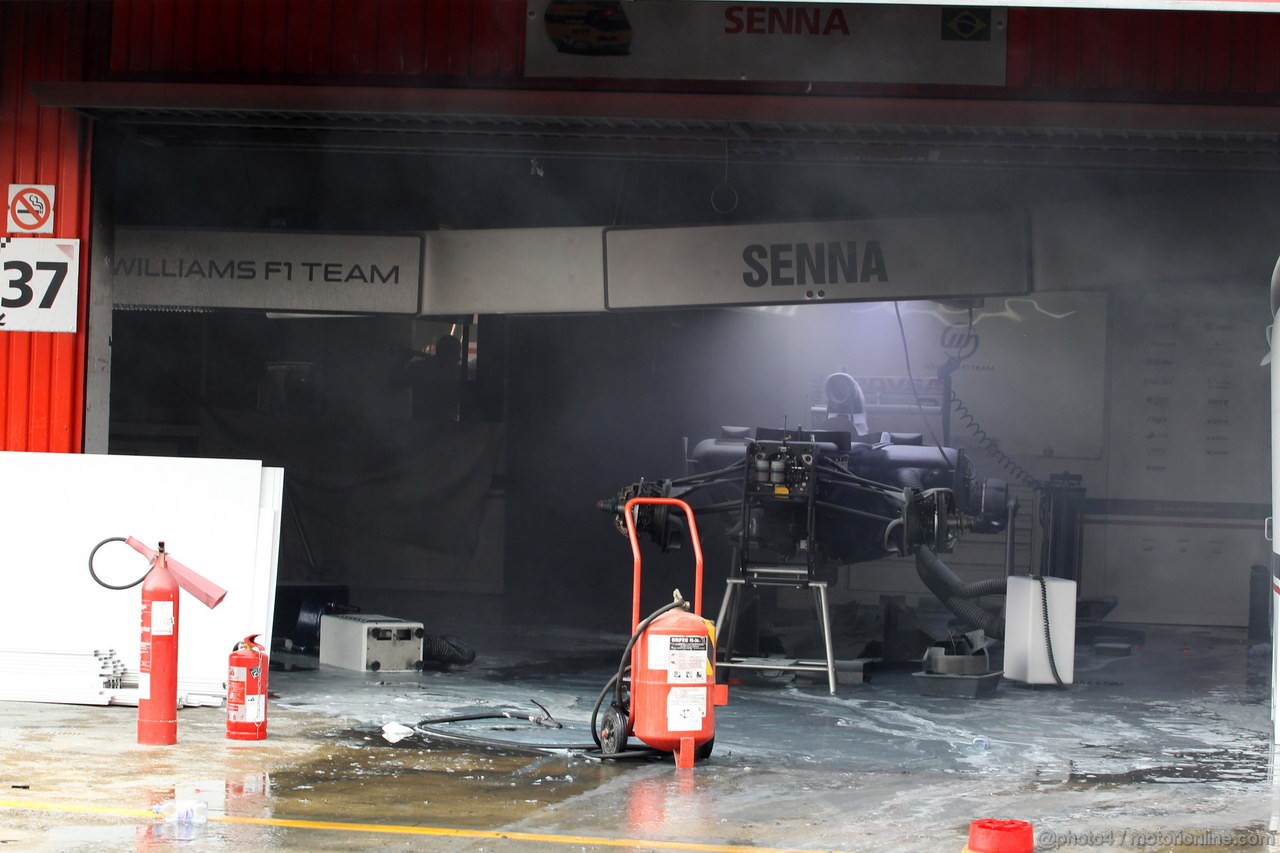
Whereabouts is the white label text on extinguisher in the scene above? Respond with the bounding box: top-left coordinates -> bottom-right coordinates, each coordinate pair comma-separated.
228,665 -> 266,723
647,635 -> 708,683
228,666 -> 247,704
139,599 -> 151,699
151,601 -> 175,636
243,695 -> 266,723
667,686 -> 707,732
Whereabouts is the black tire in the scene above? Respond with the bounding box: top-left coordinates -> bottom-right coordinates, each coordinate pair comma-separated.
599,704 -> 628,755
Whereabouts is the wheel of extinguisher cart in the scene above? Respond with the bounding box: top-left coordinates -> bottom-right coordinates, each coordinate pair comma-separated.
598,704 -> 629,755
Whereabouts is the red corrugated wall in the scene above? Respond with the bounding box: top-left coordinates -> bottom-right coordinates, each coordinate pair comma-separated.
1005,7 -> 1280,95
0,1 -> 91,453
97,1 -> 1280,101
103,0 -> 525,79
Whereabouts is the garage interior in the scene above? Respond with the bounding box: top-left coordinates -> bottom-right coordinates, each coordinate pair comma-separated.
6,3 -> 1280,851
88,98 -> 1280,634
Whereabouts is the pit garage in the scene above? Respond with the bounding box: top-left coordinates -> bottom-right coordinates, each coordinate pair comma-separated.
4,2 -> 1280,851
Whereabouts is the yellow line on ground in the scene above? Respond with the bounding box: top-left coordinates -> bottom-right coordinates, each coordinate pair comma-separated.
0,799 -> 155,819
0,800 -> 850,853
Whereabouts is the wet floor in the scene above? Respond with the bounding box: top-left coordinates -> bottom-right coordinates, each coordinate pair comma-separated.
1,623 -> 1279,852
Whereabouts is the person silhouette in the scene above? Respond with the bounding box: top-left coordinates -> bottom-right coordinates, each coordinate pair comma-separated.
391,334 -> 462,422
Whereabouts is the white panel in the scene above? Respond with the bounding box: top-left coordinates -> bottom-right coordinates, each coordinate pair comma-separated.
1273,581 -> 1280,745
1271,304 -> 1280,744
422,227 -> 604,315
1094,289 -> 1270,626
1004,575 -> 1076,685
1098,523 -> 1263,627
0,451 -> 281,698
1107,290 -> 1269,504
251,468 -> 285,653
605,213 -> 1029,310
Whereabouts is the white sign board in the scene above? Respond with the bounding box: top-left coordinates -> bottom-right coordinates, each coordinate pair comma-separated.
0,237 -> 80,332
7,184 -> 55,234
1106,288 -> 1269,504
526,2 -> 1007,85
112,228 -> 422,314
0,451 -> 282,697
604,212 -> 1029,310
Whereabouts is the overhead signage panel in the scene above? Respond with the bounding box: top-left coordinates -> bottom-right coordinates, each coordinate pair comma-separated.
525,2 -> 1007,86
722,0 -> 1280,10
112,229 -> 422,314
603,212 -> 1029,310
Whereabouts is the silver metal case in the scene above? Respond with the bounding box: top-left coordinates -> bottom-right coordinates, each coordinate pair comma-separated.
319,614 -> 424,672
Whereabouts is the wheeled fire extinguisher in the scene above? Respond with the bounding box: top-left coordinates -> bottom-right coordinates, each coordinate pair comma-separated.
594,497 -> 729,769
89,536 -> 228,746
227,634 -> 268,741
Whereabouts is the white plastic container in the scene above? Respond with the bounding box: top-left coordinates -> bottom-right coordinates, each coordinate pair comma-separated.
153,799 -> 209,824
1004,575 -> 1076,685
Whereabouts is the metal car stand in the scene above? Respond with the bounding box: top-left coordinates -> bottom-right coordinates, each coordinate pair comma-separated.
714,568 -> 837,694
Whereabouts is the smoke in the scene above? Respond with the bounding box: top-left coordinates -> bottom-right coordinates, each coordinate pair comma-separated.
104,126 -> 1280,631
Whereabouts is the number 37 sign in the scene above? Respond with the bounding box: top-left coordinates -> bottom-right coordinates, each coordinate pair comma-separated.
0,238 -> 80,333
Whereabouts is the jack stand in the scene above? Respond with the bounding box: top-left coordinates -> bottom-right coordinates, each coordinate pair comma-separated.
714,576 -> 837,694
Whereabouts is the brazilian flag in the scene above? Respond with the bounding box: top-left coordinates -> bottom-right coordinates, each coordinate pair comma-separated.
942,8 -> 992,41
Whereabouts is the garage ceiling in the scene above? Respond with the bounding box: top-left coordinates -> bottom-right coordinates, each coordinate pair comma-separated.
32,81 -> 1280,172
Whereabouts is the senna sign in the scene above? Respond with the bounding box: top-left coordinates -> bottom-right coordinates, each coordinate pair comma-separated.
527,2 -> 1006,86
603,212 -> 1029,310
112,228 -> 422,314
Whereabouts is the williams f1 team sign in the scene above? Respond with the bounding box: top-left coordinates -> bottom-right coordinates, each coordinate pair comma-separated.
0,238 -> 80,333
603,212 -> 1029,310
112,228 -> 422,314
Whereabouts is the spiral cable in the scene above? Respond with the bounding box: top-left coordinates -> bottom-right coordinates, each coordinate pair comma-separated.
936,305 -> 1041,493
947,391 -> 1040,492
1038,575 -> 1065,686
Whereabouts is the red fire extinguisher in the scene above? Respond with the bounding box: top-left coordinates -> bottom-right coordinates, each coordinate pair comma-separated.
88,536 -> 229,746
630,603 -> 723,768
138,543 -> 180,746
605,497 -> 728,770
227,635 -> 268,741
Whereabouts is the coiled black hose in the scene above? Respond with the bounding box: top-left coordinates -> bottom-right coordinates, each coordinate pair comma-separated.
425,635 -> 476,666
915,545 -> 1006,639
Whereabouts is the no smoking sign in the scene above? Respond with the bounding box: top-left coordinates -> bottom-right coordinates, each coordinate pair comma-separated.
8,185 -> 55,234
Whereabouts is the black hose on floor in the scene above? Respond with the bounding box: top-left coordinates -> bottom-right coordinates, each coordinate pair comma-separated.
407,596 -> 694,762
409,704 -> 661,762
915,545 -> 1006,639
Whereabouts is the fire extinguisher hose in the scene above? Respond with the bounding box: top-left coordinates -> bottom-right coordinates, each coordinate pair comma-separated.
88,536 -> 150,590
410,705 -> 656,760
407,598 -> 693,762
